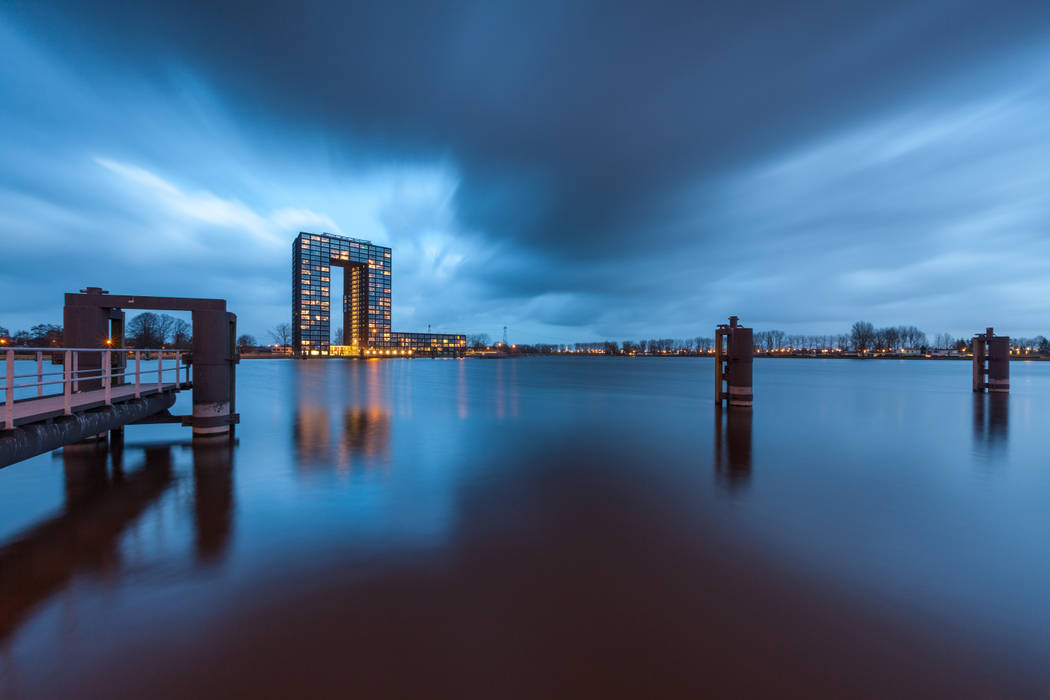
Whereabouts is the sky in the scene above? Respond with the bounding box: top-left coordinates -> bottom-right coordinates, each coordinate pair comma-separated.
2,1 -> 1050,344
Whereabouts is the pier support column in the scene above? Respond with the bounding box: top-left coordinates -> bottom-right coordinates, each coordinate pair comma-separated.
972,328 -> 1010,393
715,316 -> 753,408
63,300 -> 108,392
190,310 -> 238,436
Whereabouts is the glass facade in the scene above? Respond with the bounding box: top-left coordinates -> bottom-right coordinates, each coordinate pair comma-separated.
292,232 -> 466,357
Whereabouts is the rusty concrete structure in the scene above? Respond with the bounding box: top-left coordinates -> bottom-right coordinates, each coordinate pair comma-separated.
972,327 -> 1009,393
714,316 -> 753,408
1,289 -> 239,468
64,288 -> 239,434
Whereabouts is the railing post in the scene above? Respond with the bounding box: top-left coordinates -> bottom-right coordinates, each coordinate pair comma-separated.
104,349 -> 112,406
135,350 -> 141,398
175,351 -> 182,388
4,349 -> 13,430
36,351 -> 43,397
72,352 -> 79,392
157,351 -> 163,392
64,350 -> 72,415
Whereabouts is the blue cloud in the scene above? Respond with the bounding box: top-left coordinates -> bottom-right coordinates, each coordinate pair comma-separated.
3,3 -> 1050,343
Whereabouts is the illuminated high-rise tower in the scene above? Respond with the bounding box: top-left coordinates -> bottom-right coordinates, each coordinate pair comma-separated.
292,232 -> 465,357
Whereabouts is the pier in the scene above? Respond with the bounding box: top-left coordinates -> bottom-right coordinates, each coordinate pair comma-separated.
0,288 -> 239,467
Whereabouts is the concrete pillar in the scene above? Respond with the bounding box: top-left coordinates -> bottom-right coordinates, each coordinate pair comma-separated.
986,336 -> 1010,393
63,303 -> 109,391
191,310 -> 237,435
715,316 -> 753,408
727,326 -> 754,407
972,327 -> 1009,393
972,336 -> 986,392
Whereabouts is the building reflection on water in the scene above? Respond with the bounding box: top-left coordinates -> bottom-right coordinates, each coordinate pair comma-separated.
293,360 -> 392,472
714,406 -> 752,491
972,393 -> 1009,455
0,435 -> 237,643
294,407 -> 391,471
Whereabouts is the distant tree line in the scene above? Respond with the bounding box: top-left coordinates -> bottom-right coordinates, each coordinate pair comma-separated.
0,323 -> 63,347
125,313 -> 192,348
0,313 -> 194,348
501,322 -> 1050,356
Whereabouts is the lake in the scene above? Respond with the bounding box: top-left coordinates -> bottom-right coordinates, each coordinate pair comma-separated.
1,357 -> 1048,697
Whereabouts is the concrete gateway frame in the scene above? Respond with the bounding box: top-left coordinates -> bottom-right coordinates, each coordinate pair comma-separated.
64,287 -> 239,435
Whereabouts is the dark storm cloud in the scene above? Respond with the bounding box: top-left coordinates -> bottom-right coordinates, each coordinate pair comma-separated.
11,1 -> 1049,248
4,1 -> 1050,340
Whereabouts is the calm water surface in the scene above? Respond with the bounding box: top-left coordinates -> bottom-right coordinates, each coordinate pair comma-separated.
1,357 -> 1048,697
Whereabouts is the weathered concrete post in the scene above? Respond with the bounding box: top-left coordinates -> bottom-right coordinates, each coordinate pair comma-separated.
715,316 -> 753,407
63,287 -> 123,391
972,327 -> 1009,393
191,309 -> 238,435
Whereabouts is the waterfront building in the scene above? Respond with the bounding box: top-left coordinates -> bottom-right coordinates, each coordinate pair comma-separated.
292,232 -> 466,357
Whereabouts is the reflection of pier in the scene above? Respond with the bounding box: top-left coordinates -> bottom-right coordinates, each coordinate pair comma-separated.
0,436 -> 236,641
972,393 -> 1008,450
714,406 -> 752,490
0,444 -> 173,641
192,436 -> 236,565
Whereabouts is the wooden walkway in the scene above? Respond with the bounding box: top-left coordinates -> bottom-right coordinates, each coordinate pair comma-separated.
8,383 -> 183,428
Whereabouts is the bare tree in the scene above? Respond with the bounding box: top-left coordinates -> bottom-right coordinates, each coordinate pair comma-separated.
237,334 -> 257,349
127,312 -> 191,347
171,319 -> 192,348
269,322 -> 292,347
157,314 -> 176,345
127,313 -> 165,347
881,326 -> 899,351
467,333 -> 490,349
850,321 -> 875,352
22,324 -> 63,347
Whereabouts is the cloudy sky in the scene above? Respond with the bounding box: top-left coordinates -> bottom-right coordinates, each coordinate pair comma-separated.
2,1 -> 1050,343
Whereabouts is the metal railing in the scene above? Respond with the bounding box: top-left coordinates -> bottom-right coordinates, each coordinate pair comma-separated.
2,347 -> 190,430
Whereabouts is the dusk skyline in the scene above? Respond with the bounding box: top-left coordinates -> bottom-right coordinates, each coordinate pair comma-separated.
4,2 -> 1050,343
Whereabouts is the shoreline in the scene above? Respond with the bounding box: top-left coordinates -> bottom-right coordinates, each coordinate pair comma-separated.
13,351 -> 1040,361
235,352 -> 1050,361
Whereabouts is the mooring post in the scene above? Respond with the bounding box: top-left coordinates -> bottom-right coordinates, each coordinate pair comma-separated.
972,332 -> 986,392
972,327 -> 1010,393
715,316 -> 753,408
190,309 -> 238,435
714,326 -> 725,403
